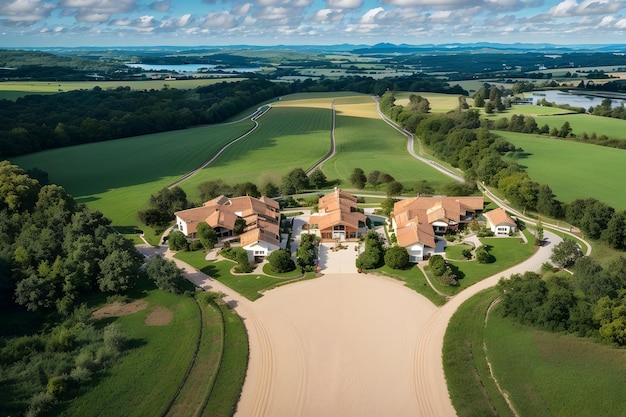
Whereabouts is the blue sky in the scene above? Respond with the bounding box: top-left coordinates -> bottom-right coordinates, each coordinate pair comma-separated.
1,0 -> 625,47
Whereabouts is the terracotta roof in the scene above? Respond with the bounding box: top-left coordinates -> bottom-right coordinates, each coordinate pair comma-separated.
393,195 -> 483,248
309,189 -> 365,232
175,195 -> 280,247
395,222 -> 436,249
484,207 -> 516,227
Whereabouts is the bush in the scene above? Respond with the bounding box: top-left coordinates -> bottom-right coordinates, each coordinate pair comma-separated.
477,228 -> 494,237
267,250 -> 296,273
47,375 -> 69,399
26,391 -> 54,417
189,240 -> 204,251
462,248 -> 473,259
144,255 -> 186,294
384,246 -> 409,269
436,270 -> 458,286
168,230 -> 189,251
429,255 -> 447,276
476,246 -> 495,264
103,323 -> 126,353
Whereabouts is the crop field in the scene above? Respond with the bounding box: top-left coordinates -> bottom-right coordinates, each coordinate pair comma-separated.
497,131 -> 626,209
179,101 -> 334,202
486,305 -> 626,417
393,91 -> 463,112
323,95 -> 453,188
11,120 -> 255,232
0,78 -> 245,96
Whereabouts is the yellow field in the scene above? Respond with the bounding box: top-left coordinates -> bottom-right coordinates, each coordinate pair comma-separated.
0,77 -> 244,93
393,91 -> 464,112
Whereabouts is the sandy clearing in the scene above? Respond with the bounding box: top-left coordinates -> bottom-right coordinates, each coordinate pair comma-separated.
145,305 -> 173,326
236,273 -> 437,417
92,300 -> 148,319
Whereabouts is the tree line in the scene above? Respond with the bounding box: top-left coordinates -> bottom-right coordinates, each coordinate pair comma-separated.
1,73 -> 467,159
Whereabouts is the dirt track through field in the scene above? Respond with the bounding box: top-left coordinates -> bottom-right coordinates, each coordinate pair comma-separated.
169,229 -> 558,417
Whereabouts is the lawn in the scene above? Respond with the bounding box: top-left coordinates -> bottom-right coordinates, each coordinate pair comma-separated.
370,264 -> 447,306
431,231 -> 537,296
498,130 -> 626,209
323,95 -> 453,191
445,243 -> 473,260
483,104 -> 576,117
486,304 -> 626,417
55,285 -> 202,417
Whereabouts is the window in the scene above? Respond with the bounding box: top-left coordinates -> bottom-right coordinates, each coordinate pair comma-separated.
254,250 -> 265,256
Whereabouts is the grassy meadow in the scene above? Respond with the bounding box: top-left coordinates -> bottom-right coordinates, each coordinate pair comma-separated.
323,95 -> 453,189
498,130 -> 626,209
393,91 -> 464,113
486,304 -> 626,417
0,78 -> 245,97
55,286 -> 202,417
11,120 -> 255,236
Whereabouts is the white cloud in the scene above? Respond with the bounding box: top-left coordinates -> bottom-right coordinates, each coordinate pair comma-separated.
149,0 -> 170,12
549,0 -> 626,17
202,11 -> 236,28
60,0 -> 137,23
0,0 -> 54,23
313,8 -> 345,22
232,2 -> 253,15
327,0 -> 363,8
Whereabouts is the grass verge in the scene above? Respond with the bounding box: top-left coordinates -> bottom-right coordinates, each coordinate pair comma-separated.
201,303 -> 249,417
370,264 -> 447,306
443,288 -> 515,417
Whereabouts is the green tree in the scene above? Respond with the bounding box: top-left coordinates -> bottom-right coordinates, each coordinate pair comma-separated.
267,249 -> 296,273
386,181 -> 403,197
309,169 -> 327,189
349,168 -> 367,189
281,168 -> 309,195
233,218 -> 247,235
0,161 -> 41,212
145,255 -> 186,294
196,222 -> 218,250
550,239 -> 583,268
428,255 -> 447,276
535,221 -> 544,246
475,246 -> 495,264
168,230 -> 189,251
384,246 -> 409,269
98,249 -> 142,293
602,211 -> 626,249
367,170 -> 381,187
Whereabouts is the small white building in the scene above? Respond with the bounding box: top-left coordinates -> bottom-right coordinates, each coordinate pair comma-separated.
484,208 -> 517,235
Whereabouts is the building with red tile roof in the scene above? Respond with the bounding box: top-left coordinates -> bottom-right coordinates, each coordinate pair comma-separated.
175,195 -> 281,261
308,188 -> 367,241
483,207 -> 517,235
392,196 -> 484,262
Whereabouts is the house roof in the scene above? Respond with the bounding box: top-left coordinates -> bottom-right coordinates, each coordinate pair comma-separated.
484,207 -> 516,227
175,195 -> 280,245
396,222 -> 436,249
309,189 -> 365,231
393,195 -> 483,248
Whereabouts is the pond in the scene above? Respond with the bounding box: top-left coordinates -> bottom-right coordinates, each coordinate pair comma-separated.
125,63 -> 261,73
524,89 -> 626,109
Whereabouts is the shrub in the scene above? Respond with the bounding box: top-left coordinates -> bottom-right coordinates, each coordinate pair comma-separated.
384,246 -> 409,269
144,255 -> 186,294
168,230 -> 189,251
103,323 -> 126,353
26,391 -> 54,417
476,246 -> 495,264
267,250 -> 296,273
462,248 -> 473,259
436,270 -> 458,286
477,228 -> 494,237
47,375 -> 69,399
429,255 -> 447,276
189,240 -> 204,251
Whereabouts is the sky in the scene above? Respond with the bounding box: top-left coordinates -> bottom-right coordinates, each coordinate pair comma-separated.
0,0 -> 625,47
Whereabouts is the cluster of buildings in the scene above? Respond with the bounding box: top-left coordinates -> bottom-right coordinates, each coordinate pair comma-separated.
174,189 -> 516,263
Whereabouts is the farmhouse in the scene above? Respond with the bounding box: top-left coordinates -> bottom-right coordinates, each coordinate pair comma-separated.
392,196 -> 484,262
484,207 -> 517,235
174,195 -> 281,262
307,188 -> 367,241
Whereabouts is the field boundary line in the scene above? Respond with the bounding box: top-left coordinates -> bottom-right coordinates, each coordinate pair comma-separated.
372,96 -> 466,183
167,105 -> 272,189
305,100 -> 336,175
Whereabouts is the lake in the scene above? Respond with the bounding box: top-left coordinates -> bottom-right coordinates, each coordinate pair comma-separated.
525,90 -> 626,109
126,63 -> 261,73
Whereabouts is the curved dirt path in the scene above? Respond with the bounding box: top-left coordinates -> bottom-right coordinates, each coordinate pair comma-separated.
305,100 -> 336,175
156,226 -> 559,417
372,96 -> 466,183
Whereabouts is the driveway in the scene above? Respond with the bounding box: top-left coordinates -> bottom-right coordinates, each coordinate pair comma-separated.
317,241 -> 360,274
